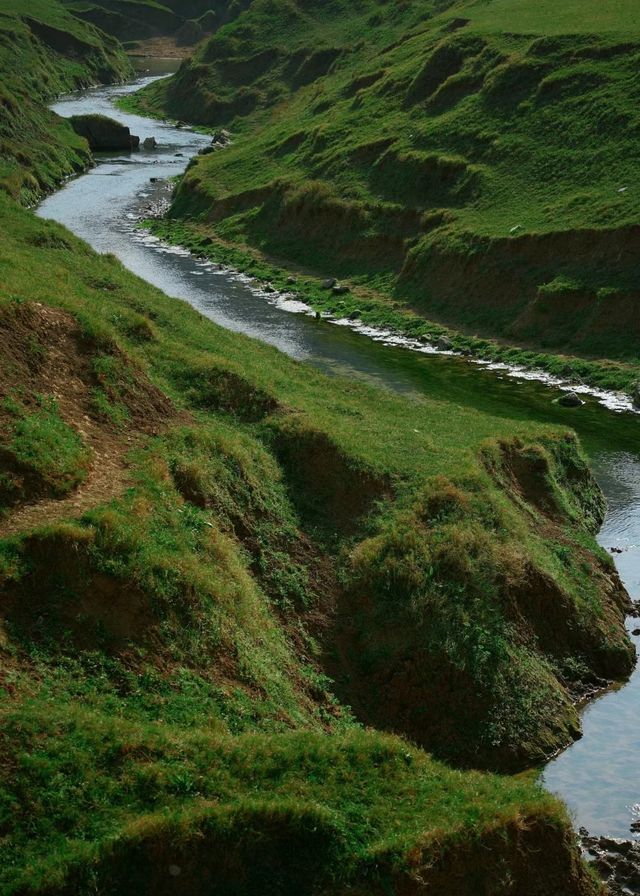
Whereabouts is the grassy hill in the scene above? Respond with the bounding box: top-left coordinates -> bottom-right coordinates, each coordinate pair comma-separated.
0,175 -> 618,896
0,0 -> 130,203
0,1 -> 633,891
129,0 -> 640,391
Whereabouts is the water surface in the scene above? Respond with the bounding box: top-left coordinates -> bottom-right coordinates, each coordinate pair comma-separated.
544,451 -> 640,839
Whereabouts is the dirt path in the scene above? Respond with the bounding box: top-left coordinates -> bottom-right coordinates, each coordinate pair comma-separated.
0,438 -> 131,539
0,304 -> 139,540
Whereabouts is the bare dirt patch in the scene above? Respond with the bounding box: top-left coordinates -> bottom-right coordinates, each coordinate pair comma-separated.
0,301 -> 174,537
128,37 -> 195,60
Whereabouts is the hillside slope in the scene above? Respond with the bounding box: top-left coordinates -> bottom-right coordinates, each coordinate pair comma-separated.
0,0 -> 130,203
0,2 -> 632,892
61,0 -> 249,41
131,0 -> 640,390
0,179 -> 618,896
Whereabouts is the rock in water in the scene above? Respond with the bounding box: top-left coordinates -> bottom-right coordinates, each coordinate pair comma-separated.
69,114 -> 138,151
143,137 -> 158,150
436,335 -> 454,351
633,382 -> 640,409
558,391 -> 584,408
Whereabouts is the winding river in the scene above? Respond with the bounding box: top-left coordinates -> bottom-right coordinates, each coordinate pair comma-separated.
39,65 -> 640,843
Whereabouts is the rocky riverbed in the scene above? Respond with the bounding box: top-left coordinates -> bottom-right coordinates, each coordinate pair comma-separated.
581,831 -> 640,894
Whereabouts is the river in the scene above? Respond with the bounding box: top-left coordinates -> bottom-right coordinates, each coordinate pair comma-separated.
38,65 -> 640,844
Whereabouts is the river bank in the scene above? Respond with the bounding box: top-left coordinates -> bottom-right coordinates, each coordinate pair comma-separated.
139,211 -> 640,401
120,0 -> 640,400
43,63 -> 640,756
138,199 -> 639,417
0,169 -> 606,896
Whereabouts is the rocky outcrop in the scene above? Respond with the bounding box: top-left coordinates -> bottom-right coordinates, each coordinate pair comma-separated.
69,114 -> 139,151
581,830 -> 640,894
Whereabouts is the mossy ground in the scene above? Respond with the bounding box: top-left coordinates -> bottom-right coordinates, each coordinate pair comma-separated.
126,0 -> 640,391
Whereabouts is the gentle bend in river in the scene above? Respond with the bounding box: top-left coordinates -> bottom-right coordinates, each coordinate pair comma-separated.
39,66 -> 640,843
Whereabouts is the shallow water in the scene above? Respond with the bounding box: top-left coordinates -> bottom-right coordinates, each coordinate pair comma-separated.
39,71 -> 640,840
544,451 -> 640,839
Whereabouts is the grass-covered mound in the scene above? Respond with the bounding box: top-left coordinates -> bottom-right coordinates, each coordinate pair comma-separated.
0,0 -> 130,203
129,0 -> 640,389
1,711 -> 599,896
0,184 -> 632,891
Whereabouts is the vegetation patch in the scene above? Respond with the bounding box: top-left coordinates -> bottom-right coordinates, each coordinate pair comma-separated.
0,396 -> 90,509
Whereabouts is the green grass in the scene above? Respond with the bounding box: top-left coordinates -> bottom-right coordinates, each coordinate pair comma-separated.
0,190 -> 618,889
0,395 -> 91,508
0,0 -> 130,203
0,190 -> 633,777
127,0 -> 640,385
465,0 -> 640,34
1,702 -> 578,895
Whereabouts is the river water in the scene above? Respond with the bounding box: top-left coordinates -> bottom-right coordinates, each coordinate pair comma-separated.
39,67 -> 640,841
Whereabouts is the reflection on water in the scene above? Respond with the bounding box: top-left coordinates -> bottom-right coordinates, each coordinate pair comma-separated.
544,452 -> 640,839
40,73 -> 640,840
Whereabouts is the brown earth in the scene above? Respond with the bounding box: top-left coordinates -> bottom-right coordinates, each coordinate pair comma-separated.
128,37 -> 196,60
400,225 -> 640,356
0,301 -> 174,538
